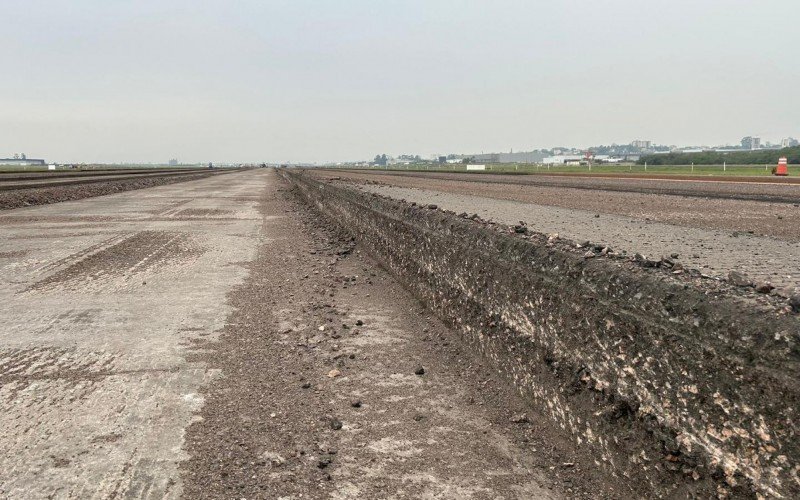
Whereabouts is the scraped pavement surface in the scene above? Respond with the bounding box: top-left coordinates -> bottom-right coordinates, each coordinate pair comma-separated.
0,171 -> 265,498
1,170 -> 589,498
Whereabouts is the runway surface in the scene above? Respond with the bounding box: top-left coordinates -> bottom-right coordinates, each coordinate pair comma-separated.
0,171 -> 265,497
1,170 -> 612,498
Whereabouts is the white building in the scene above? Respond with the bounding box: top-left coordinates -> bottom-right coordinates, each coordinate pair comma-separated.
0,158 -> 46,166
542,155 -> 584,165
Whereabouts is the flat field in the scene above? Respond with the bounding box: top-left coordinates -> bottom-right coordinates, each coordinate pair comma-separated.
359,163 -> 791,177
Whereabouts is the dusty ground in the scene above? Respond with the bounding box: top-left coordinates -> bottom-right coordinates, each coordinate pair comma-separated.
314,170 -> 800,293
325,170 -> 800,241
0,170 -> 622,499
180,172 -> 628,499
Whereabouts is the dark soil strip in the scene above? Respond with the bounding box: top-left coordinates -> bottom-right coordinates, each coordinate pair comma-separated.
0,172 -> 222,211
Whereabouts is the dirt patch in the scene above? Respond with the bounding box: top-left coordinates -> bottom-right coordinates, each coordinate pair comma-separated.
28,231 -> 202,292
0,250 -> 28,258
180,172 -> 626,498
286,169 -> 800,499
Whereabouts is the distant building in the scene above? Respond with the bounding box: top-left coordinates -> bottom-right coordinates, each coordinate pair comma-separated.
741,136 -> 761,149
497,151 -> 547,163
543,155 -> 584,165
630,140 -> 652,149
471,153 -> 500,163
0,158 -> 46,166
468,151 -> 546,164
781,137 -> 799,148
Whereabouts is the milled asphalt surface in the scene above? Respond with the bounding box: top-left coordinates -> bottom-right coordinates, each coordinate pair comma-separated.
327,170 -> 800,241
320,171 -> 800,293
336,169 -> 800,202
0,171 -> 265,498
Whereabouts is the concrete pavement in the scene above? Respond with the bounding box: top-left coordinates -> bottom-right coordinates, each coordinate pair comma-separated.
0,170 -> 269,498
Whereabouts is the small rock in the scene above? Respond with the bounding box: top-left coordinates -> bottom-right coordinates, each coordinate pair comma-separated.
351,400 -> 362,408
514,225 -> 527,234
263,451 -> 286,466
511,413 -> 530,423
755,282 -> 774,294
670,253 -> 680,259
427,204 -> 438,209
414,365 -> 425,375
789,295 -> 800,313
635,254 -> 658,267
327,369 -> 342,378
727,271 -> 752,287
329,418 -> 343,430
355,319 -> 364,326
317,456 -> 333,469
413,414 -> 426,422
301,382 -> 312,389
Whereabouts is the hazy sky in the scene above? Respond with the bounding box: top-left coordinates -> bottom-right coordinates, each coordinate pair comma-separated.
2,0 -> 798,163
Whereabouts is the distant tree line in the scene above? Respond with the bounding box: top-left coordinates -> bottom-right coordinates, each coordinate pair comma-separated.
373,154 -> 388,166
638,146 -> 800,165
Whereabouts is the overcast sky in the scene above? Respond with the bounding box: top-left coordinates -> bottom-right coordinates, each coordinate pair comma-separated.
2,0 -> 798,164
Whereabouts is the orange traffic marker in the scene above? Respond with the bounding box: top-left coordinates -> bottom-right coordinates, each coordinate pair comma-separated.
774,157 -> 788,176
